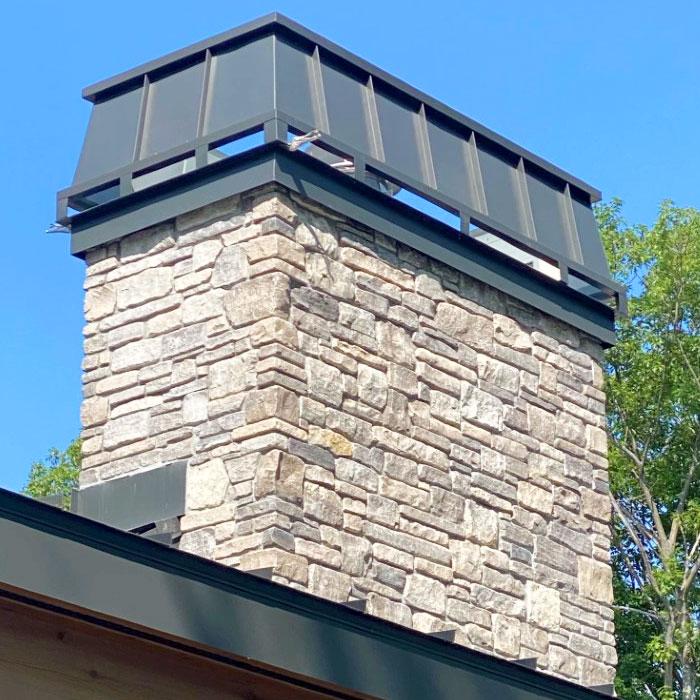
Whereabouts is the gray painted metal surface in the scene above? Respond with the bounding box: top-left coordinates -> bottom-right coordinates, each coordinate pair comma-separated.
57,13 -> 621,315
69,145 -> 618,345
0,488 -> 611,700
72,461 -> 186,532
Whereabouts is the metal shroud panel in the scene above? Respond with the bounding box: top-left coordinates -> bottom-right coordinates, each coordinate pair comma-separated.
58,12 -> 622,317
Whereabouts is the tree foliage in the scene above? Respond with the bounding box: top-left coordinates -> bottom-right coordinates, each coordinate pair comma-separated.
23,438 -> 81,508
600,200 -> 700,699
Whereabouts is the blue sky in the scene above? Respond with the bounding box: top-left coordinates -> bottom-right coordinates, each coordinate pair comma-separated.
1,1 -> 698,492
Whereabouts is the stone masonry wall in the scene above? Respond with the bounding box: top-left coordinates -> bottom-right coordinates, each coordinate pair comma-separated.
80,184 -> 616,687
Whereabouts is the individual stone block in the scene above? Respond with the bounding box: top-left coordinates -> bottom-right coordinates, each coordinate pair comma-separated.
81,396 -> 109,428
304,482 -> 343,526
187,458 -> 229,510
493,314 -> 531,350
102,410 -> 150,449
253,450 -> 305,504
525,581 -> 560,631
517,482 -> 554,516
493,615 -> 521,657
308,564 -> 351,602
223,273 -> 290,327
309,427 -> 353,457
112,337 -> 161,372
358,363 -> 388,410
182,391 -> 208,424
306,357 -> 343,407
116,267 -> 172,310
244,386 -> 299,425
404,573 -> 446,615
461,384 -> 504,431
84,286 -> 117,321
578,557 -> 613,604
211,245 -> 248,288
209,355 -> 253,399
434,302 -> 493,351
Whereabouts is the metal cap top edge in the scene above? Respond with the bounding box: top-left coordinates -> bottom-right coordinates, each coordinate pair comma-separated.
79,12 -> 601,201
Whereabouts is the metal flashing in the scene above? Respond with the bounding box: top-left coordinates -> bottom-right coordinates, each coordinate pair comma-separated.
72,461 -> 186,532
58,14 -> 620,318
68,144 -> 617,345
0,488 -> 612,700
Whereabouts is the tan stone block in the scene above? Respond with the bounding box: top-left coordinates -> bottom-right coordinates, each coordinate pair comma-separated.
250,317 -> 298,348
493,314 -> 531,350
223,272 -> 290,327
306,253 -> 354,300
192,238 -> 222,271
187,458 -> 229,510
404,573 -> 446,615
180,529 -> 215,558
182,391 -> 208,424
251,195 -> 297,224
434,302 -> 493,351
339,247 -> 413,290
209,355 -> 253,399
306,357 -> 343,406
525,581 -> 560,630
244,386 -> 299,425
517,482 -> 554,515
581,488 -> 611,522
357,363 -> 388,409
366,593 -> 412,626
578,556 -> 613,604
84,285 -> 116,321
239,548 -> 309,585
478,355 -> 519,393
116,267 -> 172,310
461,384 -> 504,431
112,337 -> 162,372
309,427 -> 353,456
296,222 -> 338,256
493,614 -> 521,656
548,645 -> 577,678
308,564 -> 351,602
464,500 -> 500,547
231,417 -> 306,442
211,245 -> 248,288
102,410 -> 150,449
304,482 -> 343,526
81,396 -> 109,428
253,450 -> 304,504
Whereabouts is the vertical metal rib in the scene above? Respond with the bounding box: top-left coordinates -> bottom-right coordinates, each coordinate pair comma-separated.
563,184 -> 584,263
417,104 -> 437,189
516,157 -> 537,240
310,46 -> 330,133
196,49 -> 213,138
195,49 -> 213,167
467,132 -> 488,215
132,75 -> 150,163
365,76 -> 384,162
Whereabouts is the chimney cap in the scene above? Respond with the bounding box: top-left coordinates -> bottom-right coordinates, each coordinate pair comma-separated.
57,14 -> 624,324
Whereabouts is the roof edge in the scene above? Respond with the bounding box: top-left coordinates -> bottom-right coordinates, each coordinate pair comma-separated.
0,487 -> 612,700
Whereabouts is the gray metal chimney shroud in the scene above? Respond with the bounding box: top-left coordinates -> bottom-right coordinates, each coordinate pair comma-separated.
57,13 -> 624,341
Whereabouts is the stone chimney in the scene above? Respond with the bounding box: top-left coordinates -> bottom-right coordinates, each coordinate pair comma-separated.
61,14 -> 622,691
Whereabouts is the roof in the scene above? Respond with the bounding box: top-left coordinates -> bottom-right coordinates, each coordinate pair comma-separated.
56,13 -> 624,321
0,487 -> 611,699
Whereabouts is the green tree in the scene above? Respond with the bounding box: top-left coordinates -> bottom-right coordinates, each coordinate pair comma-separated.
23,438 -> 81,508
599,200 -> 700,699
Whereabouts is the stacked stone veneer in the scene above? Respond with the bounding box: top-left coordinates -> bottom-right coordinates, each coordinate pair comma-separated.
80,184 -> 615,686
